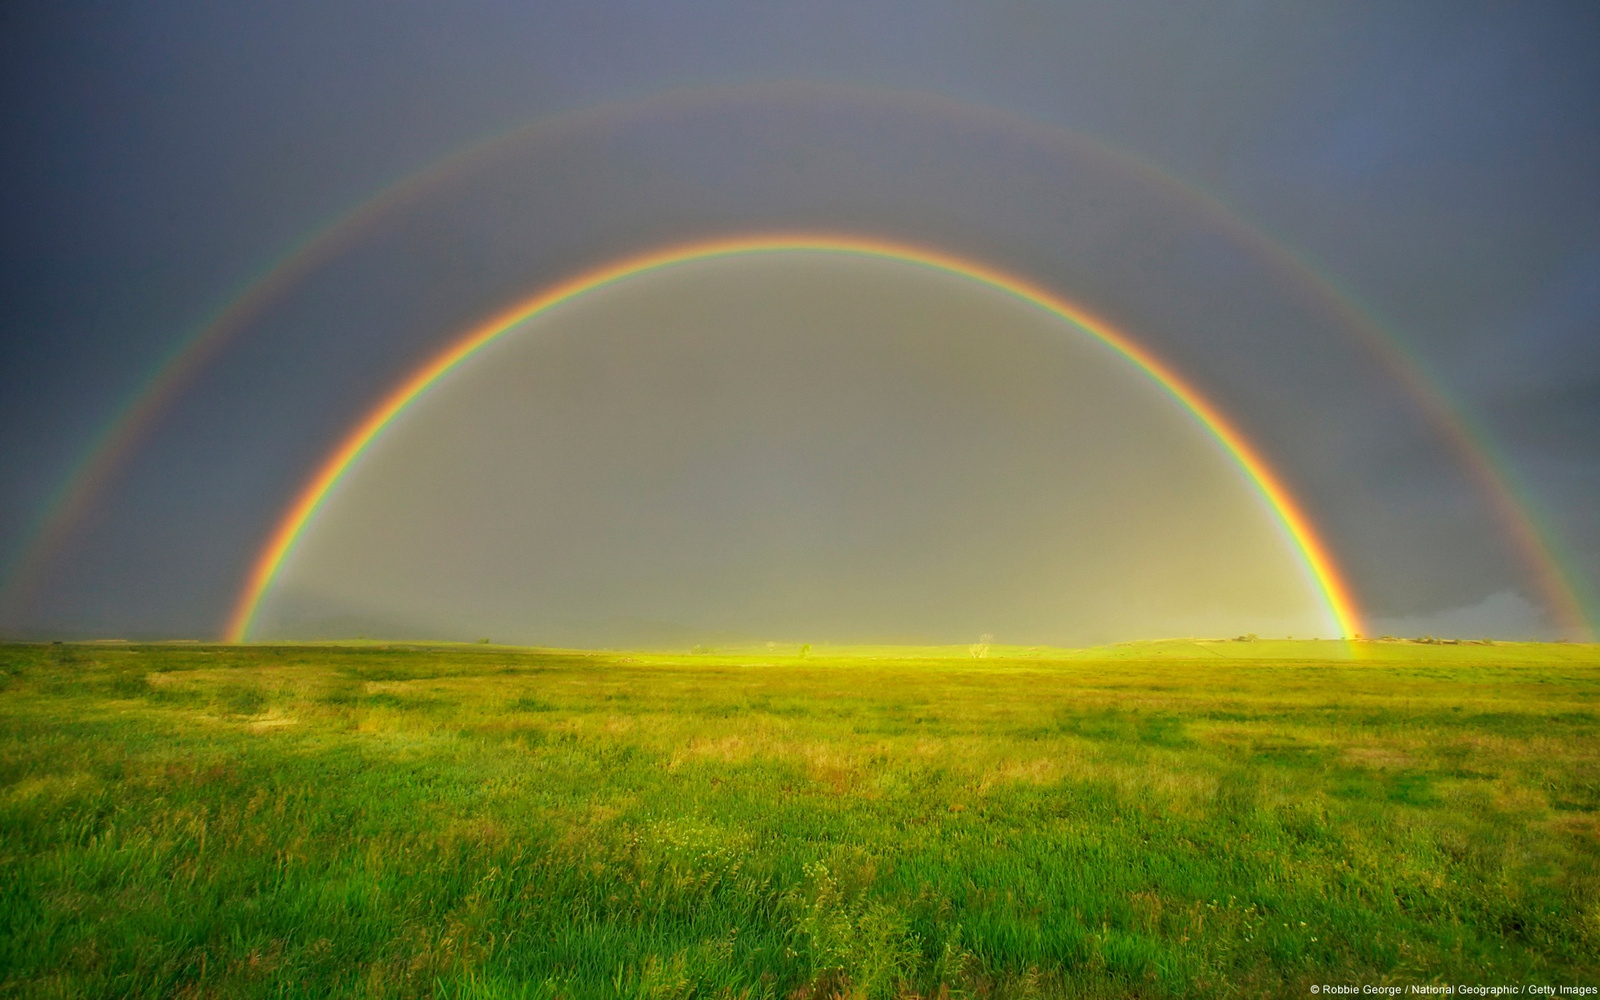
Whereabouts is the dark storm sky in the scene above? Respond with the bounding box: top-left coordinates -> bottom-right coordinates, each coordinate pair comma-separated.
1,1 -> 1597,641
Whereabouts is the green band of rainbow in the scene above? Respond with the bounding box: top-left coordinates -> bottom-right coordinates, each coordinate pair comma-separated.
225,234 -> 1364,642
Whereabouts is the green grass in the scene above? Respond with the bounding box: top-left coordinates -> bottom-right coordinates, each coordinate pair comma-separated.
1,639 -> 1597,998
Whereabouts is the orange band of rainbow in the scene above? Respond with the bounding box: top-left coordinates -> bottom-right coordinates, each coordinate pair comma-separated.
225,234 -> 1363,641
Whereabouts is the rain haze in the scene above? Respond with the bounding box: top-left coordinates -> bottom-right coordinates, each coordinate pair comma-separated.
2,1 -> 1597,644
258,254 -> 1327,647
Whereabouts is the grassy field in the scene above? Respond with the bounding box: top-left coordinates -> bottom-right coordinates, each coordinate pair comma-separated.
1,639 -> 1597,998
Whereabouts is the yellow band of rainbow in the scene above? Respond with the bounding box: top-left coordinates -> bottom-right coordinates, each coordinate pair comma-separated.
225,233 -> 1363,642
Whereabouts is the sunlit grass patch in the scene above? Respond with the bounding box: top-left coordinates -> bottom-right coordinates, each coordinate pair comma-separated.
0,640 -> 1595,996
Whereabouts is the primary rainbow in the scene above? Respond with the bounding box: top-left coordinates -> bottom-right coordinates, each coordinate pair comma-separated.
224,233 -> 1364,642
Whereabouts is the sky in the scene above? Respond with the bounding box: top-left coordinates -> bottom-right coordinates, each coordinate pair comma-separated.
1,0 -> 1596,644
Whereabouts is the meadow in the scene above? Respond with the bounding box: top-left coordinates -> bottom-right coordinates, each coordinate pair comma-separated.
1,638 -> 1597,998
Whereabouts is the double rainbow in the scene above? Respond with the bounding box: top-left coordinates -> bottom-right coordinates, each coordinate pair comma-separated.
224,234 -> 1362,642
8,84 -> 1585,639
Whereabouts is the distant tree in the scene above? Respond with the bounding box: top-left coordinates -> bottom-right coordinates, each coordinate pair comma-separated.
800,643 -> 811,658
970,634 -> 994,659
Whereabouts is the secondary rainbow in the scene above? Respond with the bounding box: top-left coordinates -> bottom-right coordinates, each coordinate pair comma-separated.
225,233 -> 1364,642
14,83 -> 1584,637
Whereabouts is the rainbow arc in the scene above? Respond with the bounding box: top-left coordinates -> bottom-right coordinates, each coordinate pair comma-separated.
225,234 -> 1364,643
